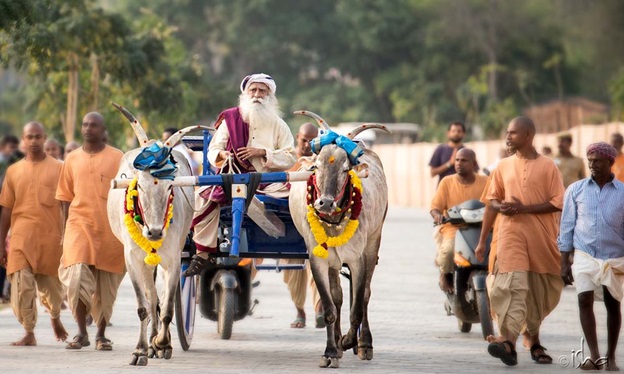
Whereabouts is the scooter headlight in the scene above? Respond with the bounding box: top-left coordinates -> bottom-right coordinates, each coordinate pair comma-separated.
460,207 -> 485,223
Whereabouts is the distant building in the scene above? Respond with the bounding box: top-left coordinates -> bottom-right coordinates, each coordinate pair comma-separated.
523,97 -> 609,133
334,122 -> 420,146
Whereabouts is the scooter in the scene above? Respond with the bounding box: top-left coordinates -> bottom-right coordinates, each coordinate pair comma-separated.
439,199 -> 494,340
178,227 -> 259,342
203,226 -> 263,341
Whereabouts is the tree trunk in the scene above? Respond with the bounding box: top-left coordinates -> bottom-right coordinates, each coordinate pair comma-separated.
488,52 -> 498,103
64,52 -> 79,143
89,53 -> 99,111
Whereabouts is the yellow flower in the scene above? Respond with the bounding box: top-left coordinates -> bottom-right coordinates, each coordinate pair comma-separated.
123,178 -> 174,266
306,170 -> 363,259
349,169 -> 362,191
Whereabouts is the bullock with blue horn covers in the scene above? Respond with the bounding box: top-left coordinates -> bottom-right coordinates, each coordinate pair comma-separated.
107,102 -> 213,366
289,110 -> 390,368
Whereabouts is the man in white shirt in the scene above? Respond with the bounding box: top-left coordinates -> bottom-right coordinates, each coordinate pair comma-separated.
183,73 -> 296,276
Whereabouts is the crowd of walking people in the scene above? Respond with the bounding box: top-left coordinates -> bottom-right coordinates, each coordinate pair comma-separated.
430,118 -> 624,370
1,75 -> 622,369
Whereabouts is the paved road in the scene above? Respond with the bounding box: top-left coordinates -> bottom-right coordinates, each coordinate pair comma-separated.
0,207 -> 617,373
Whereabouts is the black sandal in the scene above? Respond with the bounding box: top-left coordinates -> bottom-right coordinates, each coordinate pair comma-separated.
488,340 -> 518,366
530,343 -> 552,364
182,254 -> 214,277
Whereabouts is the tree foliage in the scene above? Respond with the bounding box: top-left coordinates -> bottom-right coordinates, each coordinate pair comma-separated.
1,0 -> 623,146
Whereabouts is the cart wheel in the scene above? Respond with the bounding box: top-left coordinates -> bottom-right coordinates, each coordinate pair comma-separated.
175,261 -> 197,351
217,288 -> 236,340
477,289 -> 494,340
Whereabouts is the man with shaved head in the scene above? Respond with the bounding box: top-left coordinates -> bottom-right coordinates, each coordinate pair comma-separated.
0,121 -> 68,346
475,116 -> 565,366
63,141 -> 80,159
610,133 -> 624,182
430,148 -> 487,293
56,112 -> 124,350
44,138 -> 63,160
282,122 -> 324,328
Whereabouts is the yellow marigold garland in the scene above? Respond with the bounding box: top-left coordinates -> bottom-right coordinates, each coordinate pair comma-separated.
123,178 -> 174,266
307,170 -> 363,259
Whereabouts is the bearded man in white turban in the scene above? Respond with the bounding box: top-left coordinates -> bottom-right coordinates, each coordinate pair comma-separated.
183,73 -> 296,276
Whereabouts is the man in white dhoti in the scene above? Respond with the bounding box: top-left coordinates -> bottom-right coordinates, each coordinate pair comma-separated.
559,142 -> 624,371
183,73 -> 296,276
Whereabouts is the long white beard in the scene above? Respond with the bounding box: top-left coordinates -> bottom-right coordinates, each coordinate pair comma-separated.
239,93 -> 282,127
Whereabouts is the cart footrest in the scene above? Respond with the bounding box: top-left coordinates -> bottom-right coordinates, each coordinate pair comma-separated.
255,264 -> 307,272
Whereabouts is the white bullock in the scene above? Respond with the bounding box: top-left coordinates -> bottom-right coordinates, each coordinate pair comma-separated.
289,111 -> 390,368
107,102 -> 206,366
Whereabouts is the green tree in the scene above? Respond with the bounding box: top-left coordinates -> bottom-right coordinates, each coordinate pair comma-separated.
1,0 -> 190,147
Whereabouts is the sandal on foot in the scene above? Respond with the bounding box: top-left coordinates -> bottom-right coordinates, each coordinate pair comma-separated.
182,254 -> 215,277
95,337 -> 113,351
530,344 -> 553,364
66,334 -> 90,350
579,359 -> 602,370
290,317 -> 306,328
315,313 -> 326,329
488,340 -> 518,366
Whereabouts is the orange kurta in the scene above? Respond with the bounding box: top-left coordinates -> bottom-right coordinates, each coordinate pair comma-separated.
486,154 -> 564,275
0,156 -> 63,276
613,153 -> 624,183
480,175 -> 500,273
553,154 -> 585,188
431,174 -> 488,239
56,146 -> 124,274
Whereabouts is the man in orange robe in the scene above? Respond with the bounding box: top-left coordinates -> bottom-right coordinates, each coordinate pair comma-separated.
431,148 -> 487,293
56,112 -> 124,350
0,122 -> 68,346
282,122 -> 324,328
476,116 -> 565,367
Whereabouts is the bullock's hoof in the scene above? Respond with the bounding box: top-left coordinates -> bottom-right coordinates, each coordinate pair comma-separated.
357,346 -> 373,360
130,353 -> 148,366
319,356 -> 340,368
338,334 -> 357,351
151,335 -> 173,359
155,348 -> 173,359
147,347 -> 156,358
163,348 -> 173,360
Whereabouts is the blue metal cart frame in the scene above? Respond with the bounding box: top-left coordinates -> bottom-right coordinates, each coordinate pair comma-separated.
175,131 -> 308,348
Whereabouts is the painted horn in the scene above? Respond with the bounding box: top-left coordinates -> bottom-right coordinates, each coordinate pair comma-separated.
347,123 -> 391,139
164,125 -> 215,148
293,110 -> 331,131
111,102 -> 149,145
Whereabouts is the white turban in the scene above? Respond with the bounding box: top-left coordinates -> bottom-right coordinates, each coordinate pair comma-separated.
240,73 -> 277,94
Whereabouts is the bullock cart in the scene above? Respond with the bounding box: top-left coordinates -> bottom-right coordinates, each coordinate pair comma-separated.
174,132 -> 316,349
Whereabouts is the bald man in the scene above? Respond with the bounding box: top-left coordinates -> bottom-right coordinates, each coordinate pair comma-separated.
63,141 -> 80,159
56,112 -> 124,350
0,122 -> 68,346
282,123 -> 325,328
610,133 -> 624,182
44,138 -> 63,160
430,148 -> 488,293
476,116 -> 565,366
